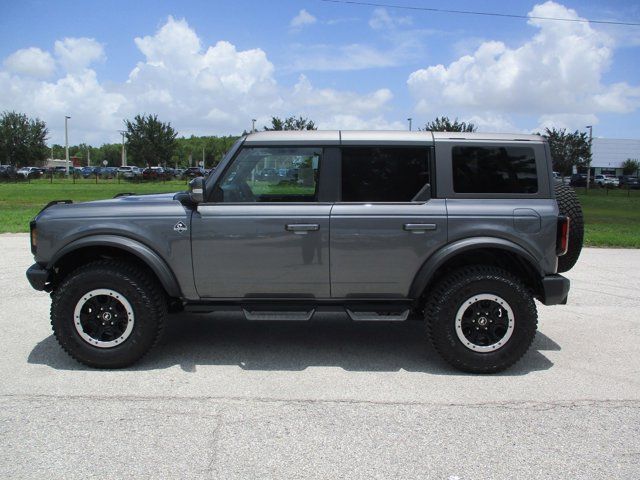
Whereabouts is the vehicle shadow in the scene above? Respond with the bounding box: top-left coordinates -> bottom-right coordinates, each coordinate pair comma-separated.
28,312 -> 559,375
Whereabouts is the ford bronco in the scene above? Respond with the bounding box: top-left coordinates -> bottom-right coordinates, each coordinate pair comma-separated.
26,131 -> 583,373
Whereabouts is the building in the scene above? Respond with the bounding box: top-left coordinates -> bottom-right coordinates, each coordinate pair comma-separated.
590,138 -> 640,176
45,156 -> 82,168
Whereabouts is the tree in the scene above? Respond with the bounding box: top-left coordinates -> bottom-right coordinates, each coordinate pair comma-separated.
423,116 -> 477,132
622,158 -> 640,176
542,128 -> 591,177
174,135 -> 240,168
0,111 -> 49,166
51,144 -> 65,160
264,116 -> 317,131
124,114 -> 177,166
98,143 -> 121,166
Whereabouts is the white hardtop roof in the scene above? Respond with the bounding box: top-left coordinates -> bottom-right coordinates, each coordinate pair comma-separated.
432,131 -> 542,142
244,130 -> 543,145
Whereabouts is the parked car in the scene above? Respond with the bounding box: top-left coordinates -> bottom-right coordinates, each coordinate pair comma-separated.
569,174 -> 587,187
258,167 -> 278,180
95,167 -> 117,178
17,166 -> 42,178
619,175 -> 640,189
117,166 -> 142,179
79,166 -> 96,178
594,174 -> 619,188
183,167 -> 205,178
164,167 -> 178,178
0,165 -> 17,179
52,166 -> 70,176
142,166 -> 166,180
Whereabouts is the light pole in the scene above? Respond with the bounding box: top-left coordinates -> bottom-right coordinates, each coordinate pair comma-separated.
118,130 -> 127,167
586,125 -> 593,190
252,119 -> 256,133
407,118 -> 412,131
64,116 -> 71,175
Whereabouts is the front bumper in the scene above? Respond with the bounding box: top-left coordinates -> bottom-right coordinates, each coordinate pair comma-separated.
540,274 -> 570,305
26,263 -> 51,291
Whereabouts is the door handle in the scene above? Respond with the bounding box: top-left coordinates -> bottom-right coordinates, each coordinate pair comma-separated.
403,223 -> 437,233
285,223 -> 320,234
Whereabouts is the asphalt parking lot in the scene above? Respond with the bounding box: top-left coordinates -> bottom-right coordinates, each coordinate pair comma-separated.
1,233 -> 639,479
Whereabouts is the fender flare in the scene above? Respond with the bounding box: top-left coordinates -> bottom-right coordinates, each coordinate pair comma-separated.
409,236 -> 543,298
48,234 -> 182,297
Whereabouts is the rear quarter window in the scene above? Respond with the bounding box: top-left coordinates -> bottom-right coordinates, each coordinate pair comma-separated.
452,146 -> 538,194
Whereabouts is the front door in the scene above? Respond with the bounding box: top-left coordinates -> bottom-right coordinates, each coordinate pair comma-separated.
191,146 -> 330,298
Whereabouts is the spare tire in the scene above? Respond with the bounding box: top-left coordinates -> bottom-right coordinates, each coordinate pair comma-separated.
555,184 -> 584,272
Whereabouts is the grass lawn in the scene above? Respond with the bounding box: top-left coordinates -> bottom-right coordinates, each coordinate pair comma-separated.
0,179 -> 187,233
576,188 -> 640,248
1,180 -> 639,248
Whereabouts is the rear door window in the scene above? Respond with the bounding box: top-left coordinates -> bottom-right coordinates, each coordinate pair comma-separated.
452,146 -> 538,194
341,147 -> 430,202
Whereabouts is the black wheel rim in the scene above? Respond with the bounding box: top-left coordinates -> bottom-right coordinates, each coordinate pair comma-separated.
73,289 -> 134,348
455,294 -> 514,352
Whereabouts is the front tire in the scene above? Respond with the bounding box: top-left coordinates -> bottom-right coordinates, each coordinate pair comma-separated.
425,266 -> 537,373
51,260 -> 166,368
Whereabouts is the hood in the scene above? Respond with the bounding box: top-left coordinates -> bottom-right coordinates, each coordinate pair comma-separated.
35,191 -> 187,221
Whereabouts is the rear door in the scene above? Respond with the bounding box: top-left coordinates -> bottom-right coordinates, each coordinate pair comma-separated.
191,145 -> 331,298
330,145 -> 448,298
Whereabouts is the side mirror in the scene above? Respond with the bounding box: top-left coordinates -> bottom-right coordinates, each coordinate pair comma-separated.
189,177 -> 205,204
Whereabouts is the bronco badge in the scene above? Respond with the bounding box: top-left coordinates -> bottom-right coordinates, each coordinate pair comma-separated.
173,221 -> 188,233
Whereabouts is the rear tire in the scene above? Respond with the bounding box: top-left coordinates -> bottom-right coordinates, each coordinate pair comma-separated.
555,184 -> 584,272
50,260 -> 166,368
425,266 -> 538,374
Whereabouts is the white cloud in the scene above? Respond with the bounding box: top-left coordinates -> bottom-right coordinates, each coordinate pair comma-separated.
290,9 -> 317,29
292,74 -> 392,114
54,37 -> 105,72
134,16 -> 200,72
369,8 -> 412,30
288,43 -> 398,71
3,47 -> 55,78
534,113 -> 599,134
288,8 -> 431,72
407,1 -> 640,132
464,114 -> 522,133
0,69 -> 126,144
288,75 -> 402,130
0,16 -> 400,144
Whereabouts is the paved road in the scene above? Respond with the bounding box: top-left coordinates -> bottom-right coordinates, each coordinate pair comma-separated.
1,233 -> 639,479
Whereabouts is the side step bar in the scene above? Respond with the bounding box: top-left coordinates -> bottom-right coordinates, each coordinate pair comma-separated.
184,301 -> 414,321
346,309 -> 410,322
242,308 -> 315,321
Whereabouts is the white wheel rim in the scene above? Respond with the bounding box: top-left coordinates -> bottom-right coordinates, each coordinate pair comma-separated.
73,288 -> 135,348
455,294 -> 515,352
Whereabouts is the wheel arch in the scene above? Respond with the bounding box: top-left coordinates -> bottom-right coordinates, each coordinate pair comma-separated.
410,237 -> 544,301
48,235 -> 182,298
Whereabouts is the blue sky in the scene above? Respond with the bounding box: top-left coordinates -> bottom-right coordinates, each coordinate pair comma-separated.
1,0 -> 639,145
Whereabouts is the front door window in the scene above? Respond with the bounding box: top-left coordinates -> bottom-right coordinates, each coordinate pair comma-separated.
213,147 -> 321,203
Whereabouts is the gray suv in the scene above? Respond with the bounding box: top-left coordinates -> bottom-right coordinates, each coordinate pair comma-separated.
26,131 -> 583,373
